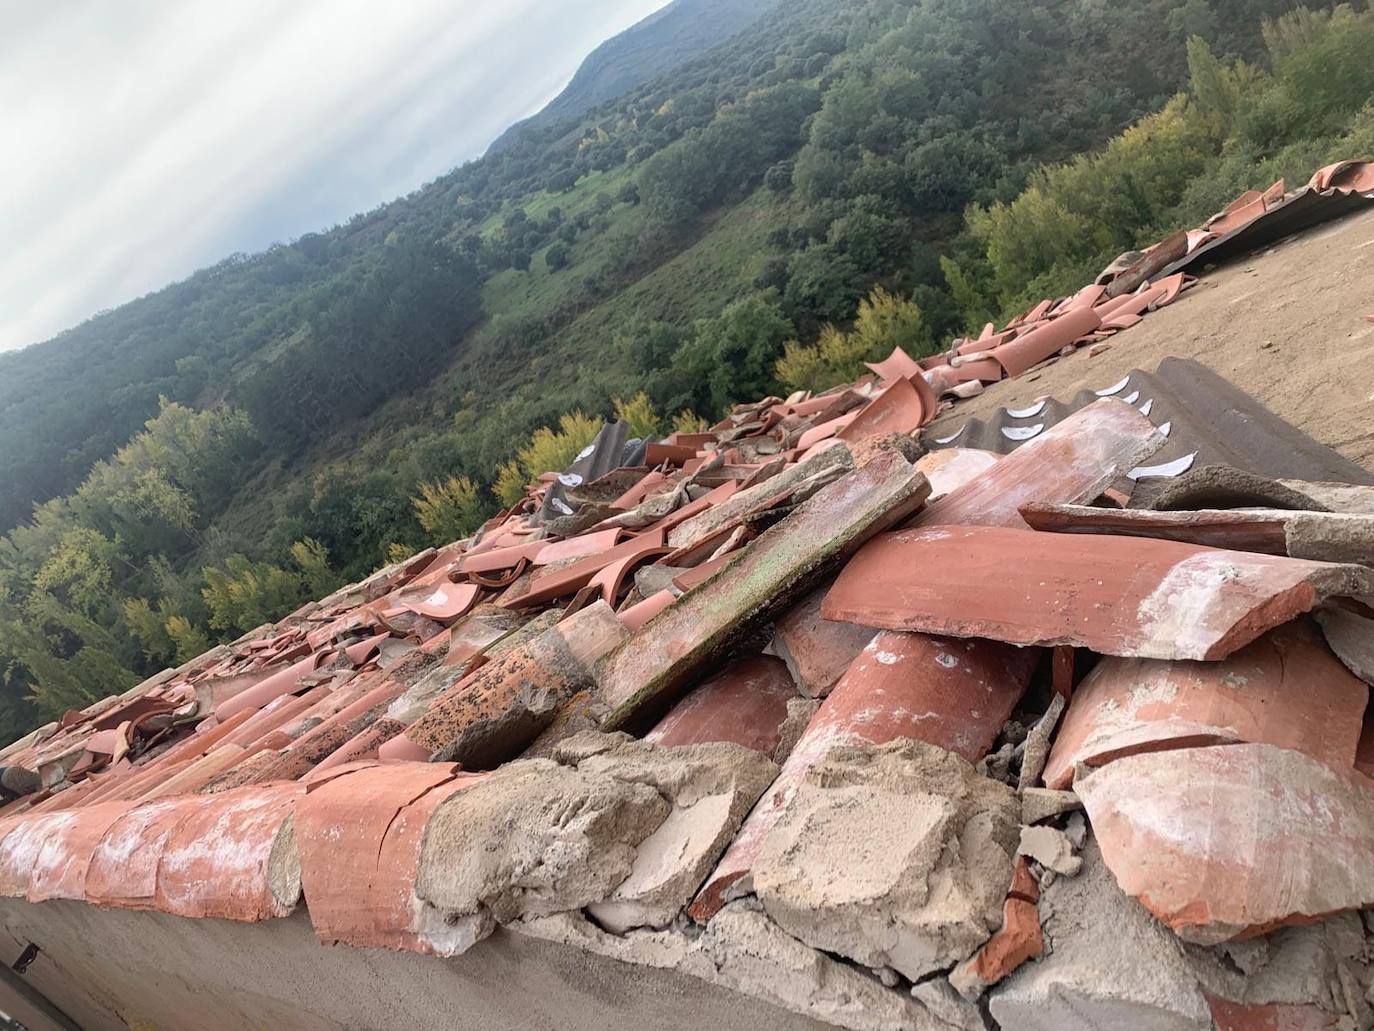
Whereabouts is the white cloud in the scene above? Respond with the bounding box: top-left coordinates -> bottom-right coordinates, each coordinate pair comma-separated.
0,0 -> 669,351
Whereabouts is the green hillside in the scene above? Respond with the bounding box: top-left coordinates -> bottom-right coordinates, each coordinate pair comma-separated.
4,0 -> 1370,743
488,0 -> 774,153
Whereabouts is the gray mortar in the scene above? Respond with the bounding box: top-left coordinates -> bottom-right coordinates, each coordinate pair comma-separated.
989,837 -> 1211,1030
753,740 -> 1019,982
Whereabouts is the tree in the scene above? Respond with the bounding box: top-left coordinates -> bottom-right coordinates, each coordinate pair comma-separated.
783,244 -> 865,323
518,411 -> 602,479
776,287 -> 925,392
764,160 -> 795,194
545,242 -> 571,271
411,477 -> 484,545
492,460 -> 528,508
673,293 -> 795,413
614,392 -> 661,439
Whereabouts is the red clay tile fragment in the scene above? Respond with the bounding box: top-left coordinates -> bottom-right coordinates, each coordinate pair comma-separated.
864,346 -> 923,383
392,582 -> 481,624
690,630 -> 1033,922
768,587 -> 876,699
504,530 -> 666,609
619,588 -> 676,630
824,525 -> 1374,661
214,654 -> 320,722
915,399 -> 1164,530
913,448 -> 1000,499
951,894 -> 1043,997
154,782 -> 303,921
85,795 -> 209,909
989,308 -> 1102,377
1026,500 -> 1374,565
587,542 -> 673,604
294,761 -> 482,954
1044,619 -> 1368,789
836,378 -> 929,443
645,655 -> 798,755
531,528 -> 624,565
595,451 -> 930,730
1079,743 -> 1374,945
394,601 -> 628,767
1206,996 -> 1340,1031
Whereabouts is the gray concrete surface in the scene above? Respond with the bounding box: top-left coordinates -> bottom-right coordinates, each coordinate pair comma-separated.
0,899 -> 832,1031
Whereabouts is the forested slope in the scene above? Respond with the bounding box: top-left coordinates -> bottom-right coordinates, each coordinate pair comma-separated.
488,0 -> 773,153
3,0 -> 1364,743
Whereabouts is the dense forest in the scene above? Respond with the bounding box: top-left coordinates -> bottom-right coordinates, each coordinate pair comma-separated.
3,0 -> 1371,743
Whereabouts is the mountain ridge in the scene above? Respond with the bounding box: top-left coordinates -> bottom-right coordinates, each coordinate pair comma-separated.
487,0 -> 774,155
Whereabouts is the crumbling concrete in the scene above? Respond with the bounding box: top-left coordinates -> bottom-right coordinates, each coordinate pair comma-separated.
1018,825 -> 1082,876
1187,913 -> 1371,1019
1019,787 -> 1082,825
573,734 -> 777,933
988,838 -> 1212,1030
414,733 -> 775,941
752,740 -> 1019,982
518,902 -> 949,1031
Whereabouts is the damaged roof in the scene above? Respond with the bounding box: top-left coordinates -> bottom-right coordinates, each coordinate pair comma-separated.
3,160 -> 1374,1031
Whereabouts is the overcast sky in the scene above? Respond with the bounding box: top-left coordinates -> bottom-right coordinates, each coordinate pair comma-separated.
0,0 -> 670,352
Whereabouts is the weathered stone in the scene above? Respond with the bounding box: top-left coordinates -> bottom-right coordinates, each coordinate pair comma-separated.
414,754 -> 668,931
594,451 -> 930,729
1018,825 -> 1082,876
753,740 -> 1019,981
577,735 -> 777,933
989,839 -> 1211,1031
1019,787 -> 1082,825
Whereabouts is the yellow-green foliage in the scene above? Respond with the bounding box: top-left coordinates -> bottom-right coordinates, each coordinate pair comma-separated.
31,527 -> 120,617
412,475 -> 483,544
613,392 -> 661,439
122,597 -> 174,664
289,537 -> 338,596
967,94 -> 1222,306
164,615 -> 211,665
492,460 -> 528,508
518,411 -> 601,480
201,555 -> 305,633
670,409 -> 708,434
775,287 -> 925,393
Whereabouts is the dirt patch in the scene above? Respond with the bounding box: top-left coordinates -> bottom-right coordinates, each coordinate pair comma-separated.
927,208 -> 1374,473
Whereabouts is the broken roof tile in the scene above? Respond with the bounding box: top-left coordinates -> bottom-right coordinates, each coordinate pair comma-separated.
594,450 -> 930,730
766,586 -> 876,699
824,524 -> 1374,661
916,398 -> 1164,528
644,655 -> 798,756
1079,743 -> 1374,944
1043,618 -> 1368,789
690,629 -> 1032,924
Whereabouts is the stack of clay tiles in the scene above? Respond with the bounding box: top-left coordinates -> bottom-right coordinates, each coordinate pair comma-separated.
2,162 -> 1374,1031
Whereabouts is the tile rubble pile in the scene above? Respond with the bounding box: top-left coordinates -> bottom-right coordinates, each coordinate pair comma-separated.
2,163 -> 1374,1030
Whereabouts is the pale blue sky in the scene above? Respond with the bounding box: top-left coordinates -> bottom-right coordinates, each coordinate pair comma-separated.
0,0 -> 669,351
